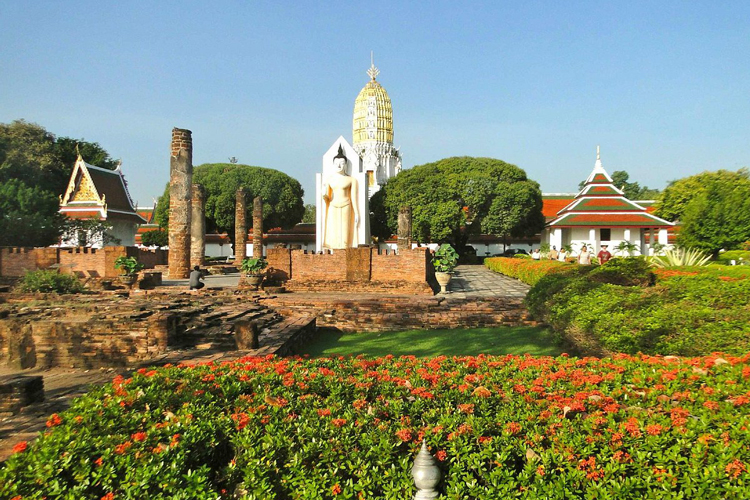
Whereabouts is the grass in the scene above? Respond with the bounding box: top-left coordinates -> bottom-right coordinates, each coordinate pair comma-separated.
298,326 -> 565,358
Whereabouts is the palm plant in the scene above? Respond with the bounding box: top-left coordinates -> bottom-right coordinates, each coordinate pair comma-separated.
615,241 -> 639,257
650,247 -> 711,268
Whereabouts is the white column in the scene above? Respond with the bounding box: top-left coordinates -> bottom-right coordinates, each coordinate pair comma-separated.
551,228 -> 562,250
658,228 -> 668,246
623,228 -> 631,243
589,228 -> 596,251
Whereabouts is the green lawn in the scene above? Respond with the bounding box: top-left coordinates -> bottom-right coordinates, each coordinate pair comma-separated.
298,326 -> 565,358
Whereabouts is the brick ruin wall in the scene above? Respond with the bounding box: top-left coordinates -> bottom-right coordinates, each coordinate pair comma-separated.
263,295 -> 538,333
266,247 -> 435,295
0,313 -> 176,370
0,246 -> 167,279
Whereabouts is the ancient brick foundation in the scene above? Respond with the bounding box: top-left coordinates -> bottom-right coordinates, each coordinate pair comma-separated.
0,375 -> 44,416
191,183 -> 206,268
266,247 -> 435,294
0,246 -> 167,279
263,295 -> 538,332
168,128 -> 193,279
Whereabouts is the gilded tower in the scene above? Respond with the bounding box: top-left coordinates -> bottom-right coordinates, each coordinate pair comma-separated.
352,55 -> 402,197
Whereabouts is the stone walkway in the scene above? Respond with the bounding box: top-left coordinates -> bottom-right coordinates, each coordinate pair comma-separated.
447,265 -> 530,298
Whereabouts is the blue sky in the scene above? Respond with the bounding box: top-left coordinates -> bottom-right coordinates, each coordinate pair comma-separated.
1,1 -> 749,206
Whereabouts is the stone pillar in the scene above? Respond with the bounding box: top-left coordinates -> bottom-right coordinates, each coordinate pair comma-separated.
190,183 -> 206,268
234,188 -> 247,265
253,197 -> 263,258
397,206 -> 413,252
168,128 -> 192,279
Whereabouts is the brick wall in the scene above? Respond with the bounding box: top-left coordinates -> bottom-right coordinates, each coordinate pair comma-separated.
263,295 -> 538,333
269,247 -> 434,293
0,313 -> 175,369
0,248 -> 59,277
0,246 -> 167,279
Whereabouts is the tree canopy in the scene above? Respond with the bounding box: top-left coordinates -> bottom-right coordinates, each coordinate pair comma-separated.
0,120 -> 120,247
579,170 -> 659,200
653,169 -> 749,222
672,169 -> 750,255
156,163 -> 304,244
371,157 -> 545,251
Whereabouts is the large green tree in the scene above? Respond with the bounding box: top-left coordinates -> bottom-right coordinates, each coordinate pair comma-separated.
578,170 -> 659,200
675,170 -> 750,255
0,120 -> 118,196
371,157 -> 544,251
653,169 -> 749,222
156,163 -> 304,247
0,178 -> 65,246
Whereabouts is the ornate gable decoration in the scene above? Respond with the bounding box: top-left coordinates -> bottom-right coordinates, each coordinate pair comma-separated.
61,156 -> 105,207
548,147 -> 673,228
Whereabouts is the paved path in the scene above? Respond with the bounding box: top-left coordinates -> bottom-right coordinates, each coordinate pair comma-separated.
447,265 -> 530,298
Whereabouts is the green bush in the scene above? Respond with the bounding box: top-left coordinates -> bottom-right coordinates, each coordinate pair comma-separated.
484,257 -> 571,285
18,270 -> 84,294
140,229 -> 168,247
717,250 -> 750,265
3,355 -> 750,499
526,261 -> 750,356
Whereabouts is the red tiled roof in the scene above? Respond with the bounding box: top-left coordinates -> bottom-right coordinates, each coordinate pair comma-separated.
553,213 -> 671,226
542,198 -> 573,218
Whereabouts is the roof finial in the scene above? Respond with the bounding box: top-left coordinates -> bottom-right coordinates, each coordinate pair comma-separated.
75,142 -> 81,159
367,51 -> 380,81
596,145 -> 600,161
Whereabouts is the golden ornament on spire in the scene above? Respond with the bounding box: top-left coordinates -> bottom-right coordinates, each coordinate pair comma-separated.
353,53 -> 393,146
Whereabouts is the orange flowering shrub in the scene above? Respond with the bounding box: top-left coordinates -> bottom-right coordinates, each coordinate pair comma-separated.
2,353 -> 750,498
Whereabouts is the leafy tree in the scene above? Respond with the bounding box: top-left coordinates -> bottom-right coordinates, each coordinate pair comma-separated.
140,229 -> 169,247
302,204 -> 316,224
0,178 -> 64,246
578,170 -> 659,200
653,169 -> 749,222
156,163 -> 304,248
677,173 -> 750,255
371,157 -> 544,252
0,120 -> 118,196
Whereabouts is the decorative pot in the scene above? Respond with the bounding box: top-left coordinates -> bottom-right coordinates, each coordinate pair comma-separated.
245,274 -> 264,289
434,271 -> 452,294
117,274 -> 137,287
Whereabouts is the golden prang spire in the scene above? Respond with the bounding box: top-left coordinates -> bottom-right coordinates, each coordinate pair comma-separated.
367,51 -> 379,81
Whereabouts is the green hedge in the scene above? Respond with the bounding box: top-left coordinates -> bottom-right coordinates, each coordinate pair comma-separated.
716,250 -> 750,265
526,259 -> 750,356
2,354 -> 750,499
18,270 -> 84,294
484,257 -> 571,285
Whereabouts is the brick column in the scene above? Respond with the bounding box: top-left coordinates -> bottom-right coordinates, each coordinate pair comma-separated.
253,196 -> 263,258
190,183 -> 206,268
397,206 -> 413,252
234,188 -> 247,265
168,128 -> 193,279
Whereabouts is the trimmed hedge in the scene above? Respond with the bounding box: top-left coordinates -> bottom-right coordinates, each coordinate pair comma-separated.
523,259 -> 750,356
2,354 -> 750,499
717,250 -> 750,265
484,257 -> 571,285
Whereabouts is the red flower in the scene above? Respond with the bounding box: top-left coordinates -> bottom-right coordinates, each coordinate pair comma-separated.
435,450 -> 447,461
395,428 -> 413,442
12,441 -> 28,454
317,408 -> 332,417
726,459 -> 747,479
114,442 -> 132,455
131,432 -> 147,442
331,483 -> 342,495
646,424 -> 664,436
504,422 -> 521,435
331,418 -> 347,428
46,413 -> 62,428
101,493 -> 115,500
94,456 -> 104,467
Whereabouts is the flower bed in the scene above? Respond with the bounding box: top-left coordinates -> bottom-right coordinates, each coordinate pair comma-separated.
2,354 -> 750,498
484,257 -> 571,285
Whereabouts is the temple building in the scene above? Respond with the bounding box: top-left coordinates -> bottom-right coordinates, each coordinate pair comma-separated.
352,55 -> 402,197
544,147 -> 673,256
59,155 -> 146,247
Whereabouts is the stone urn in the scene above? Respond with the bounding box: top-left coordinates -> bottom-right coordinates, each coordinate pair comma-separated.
117,274 -> 137,287
434,272 -> 452,294
244,274 -> 264,289
411,440 -> 441,499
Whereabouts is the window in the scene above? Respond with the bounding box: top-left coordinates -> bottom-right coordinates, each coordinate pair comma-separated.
600,228 -> 611,241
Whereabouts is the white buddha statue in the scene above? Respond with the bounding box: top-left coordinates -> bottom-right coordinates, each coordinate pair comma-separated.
322,146 -> 360,249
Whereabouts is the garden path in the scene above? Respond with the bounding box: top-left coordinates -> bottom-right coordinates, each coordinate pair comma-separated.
447,265 -> 530,298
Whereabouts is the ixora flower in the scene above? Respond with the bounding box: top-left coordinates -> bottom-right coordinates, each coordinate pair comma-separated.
2,353 -> 750,498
